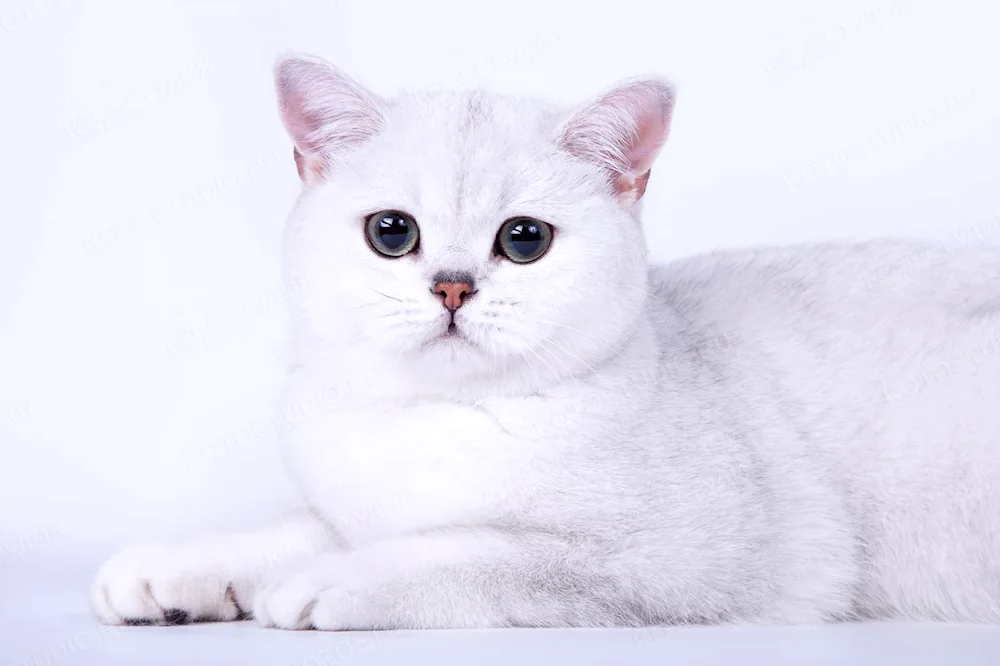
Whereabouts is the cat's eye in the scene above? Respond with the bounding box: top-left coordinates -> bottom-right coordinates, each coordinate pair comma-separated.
496,217 -> 553,264
365,210 -> 419,257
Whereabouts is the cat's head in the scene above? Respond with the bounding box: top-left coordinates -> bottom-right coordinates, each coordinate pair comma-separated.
275,54 -> 674,388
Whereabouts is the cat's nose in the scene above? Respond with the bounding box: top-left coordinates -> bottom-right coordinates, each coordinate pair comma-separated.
432,280 -> 475,311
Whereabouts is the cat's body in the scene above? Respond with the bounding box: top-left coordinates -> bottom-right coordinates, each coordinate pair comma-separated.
91,55 -> 1000,630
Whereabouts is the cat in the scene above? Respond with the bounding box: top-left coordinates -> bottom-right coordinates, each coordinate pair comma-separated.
91,52 -> 1000,630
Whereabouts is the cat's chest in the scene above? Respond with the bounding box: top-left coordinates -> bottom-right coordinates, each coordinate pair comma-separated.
280,392 -> 568,546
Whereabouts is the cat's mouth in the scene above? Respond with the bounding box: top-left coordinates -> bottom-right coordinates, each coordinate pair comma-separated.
437,323 -> 465,343
423,320 -> 476,351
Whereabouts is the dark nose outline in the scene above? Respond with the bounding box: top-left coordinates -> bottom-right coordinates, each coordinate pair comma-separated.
431,271 -> 476,311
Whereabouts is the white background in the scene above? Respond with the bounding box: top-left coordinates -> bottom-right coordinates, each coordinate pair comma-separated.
1,0 -> 998,565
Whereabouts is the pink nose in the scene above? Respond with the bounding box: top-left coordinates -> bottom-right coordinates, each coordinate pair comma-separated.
433,282 -> 473,311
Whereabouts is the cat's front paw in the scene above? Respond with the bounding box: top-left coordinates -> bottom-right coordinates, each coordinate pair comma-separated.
254,555 -> 383,631
91,544 -> 252,625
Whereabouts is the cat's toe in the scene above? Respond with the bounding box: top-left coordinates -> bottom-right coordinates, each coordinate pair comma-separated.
91,545 -> 244,625
256,580 -> 384,631
309,588 -> 379,630
92,546 -> 166,624
253,553 -> 360,630
93,574 -> 161,624
253,575 -> 320,630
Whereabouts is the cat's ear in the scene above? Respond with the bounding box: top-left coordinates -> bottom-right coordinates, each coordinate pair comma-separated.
274,54 -> 386,186
557,77 -> 675,205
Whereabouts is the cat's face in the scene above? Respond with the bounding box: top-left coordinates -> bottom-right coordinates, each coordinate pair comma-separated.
276,55 -> 673,387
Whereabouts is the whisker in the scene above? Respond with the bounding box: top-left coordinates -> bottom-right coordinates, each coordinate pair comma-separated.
486,335 -> 502,380
489,326 -> 539,386
518,348 -> 544,388
539,336 -> 605,381
493,301 -> 601,344
514,310 -> 626,357
496,308 -> 618,380
373,289 -> 403,302
522,343 -> 562,383
531,317 -> 614,348
536,337 -> 579,378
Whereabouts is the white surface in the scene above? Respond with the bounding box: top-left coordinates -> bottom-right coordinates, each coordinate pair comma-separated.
3,560 -> 1000,666
1,0 -> 999,661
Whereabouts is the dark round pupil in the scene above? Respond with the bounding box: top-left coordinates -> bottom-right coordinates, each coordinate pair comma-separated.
377,215 -> 410,250
509,223 -> 542,256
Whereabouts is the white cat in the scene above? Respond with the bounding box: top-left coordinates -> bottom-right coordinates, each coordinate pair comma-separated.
91,53 -> 1000,630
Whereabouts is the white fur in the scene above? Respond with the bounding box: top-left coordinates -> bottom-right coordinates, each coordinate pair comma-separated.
91,54 -> 1000,630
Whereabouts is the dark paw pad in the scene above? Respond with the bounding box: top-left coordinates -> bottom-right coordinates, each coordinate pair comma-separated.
162,608 -> 191,625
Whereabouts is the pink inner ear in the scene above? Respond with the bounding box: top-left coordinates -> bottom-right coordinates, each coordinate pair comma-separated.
627,102 -> 671,176
274,56 -> 385,170
559,78 -> 674,199
280,87 -> 325,156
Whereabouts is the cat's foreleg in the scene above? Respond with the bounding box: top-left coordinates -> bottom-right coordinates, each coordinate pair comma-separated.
254,529 -> 641,630
91,512 -> 335,625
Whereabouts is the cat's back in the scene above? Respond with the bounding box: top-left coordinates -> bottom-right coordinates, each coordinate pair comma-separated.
648,240 -> 1000,336
644,238 -> 1000,466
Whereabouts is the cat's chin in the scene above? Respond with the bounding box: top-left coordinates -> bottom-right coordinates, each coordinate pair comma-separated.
409,326 -> 498,371
420,328 -> 479,355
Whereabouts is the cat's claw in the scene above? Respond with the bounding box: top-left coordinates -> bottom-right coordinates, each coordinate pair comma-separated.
91,545 -> 248,625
